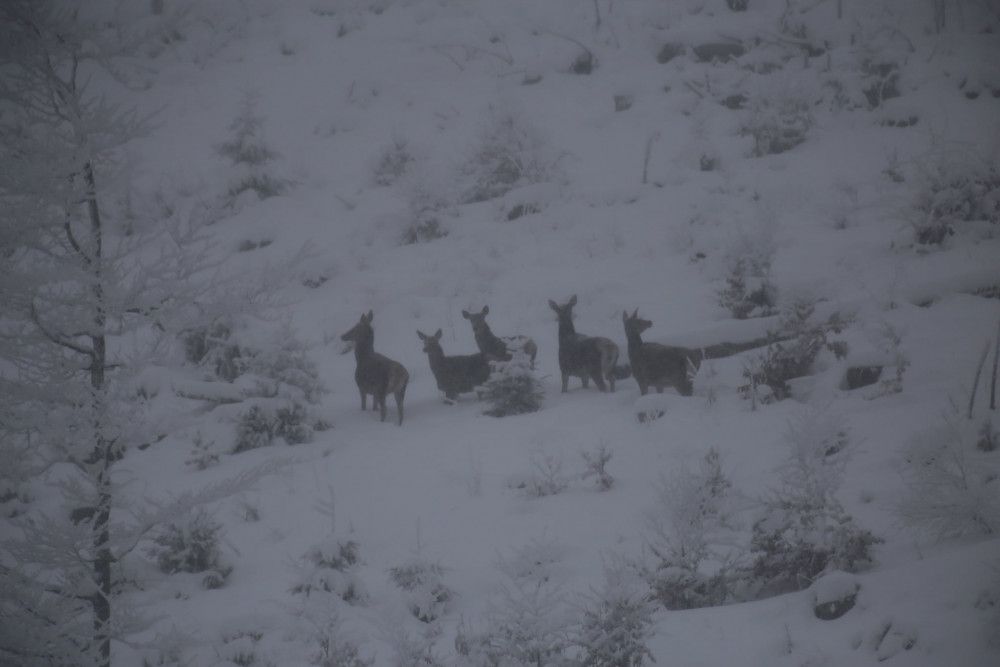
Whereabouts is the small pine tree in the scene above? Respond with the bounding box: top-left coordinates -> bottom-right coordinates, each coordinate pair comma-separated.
578,563 -> 656,667
481,351 -> 544,417
897,403 -> 1000,539
217,91 -> 289,201
464,538 -> 575,665
389,558 -> 453,623
148,510 -> 233,589
291,539 -> 369,605
644,448 -> 741,609
747,412 -> 879,596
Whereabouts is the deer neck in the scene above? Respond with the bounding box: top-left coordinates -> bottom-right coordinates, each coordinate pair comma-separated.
625,328 -> 644,355
425,346 -> 446,373
556,317 -> 576,341
353,336 -> 376,364
474,323 -> 498,348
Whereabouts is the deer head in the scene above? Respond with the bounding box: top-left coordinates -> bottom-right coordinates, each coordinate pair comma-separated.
416,328 -> 444,355
622,308 -> 653,336
341,310 -> 375,345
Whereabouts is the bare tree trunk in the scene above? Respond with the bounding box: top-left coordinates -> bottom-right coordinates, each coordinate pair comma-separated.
969,338 -> 990,419
991,317 -> 999,411
85,159 -> 113,667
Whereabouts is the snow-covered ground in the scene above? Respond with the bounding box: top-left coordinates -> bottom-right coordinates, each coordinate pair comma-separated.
8,0 -> 1000,665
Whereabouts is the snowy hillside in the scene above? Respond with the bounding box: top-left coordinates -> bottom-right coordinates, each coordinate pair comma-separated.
2,1 -> 1000,666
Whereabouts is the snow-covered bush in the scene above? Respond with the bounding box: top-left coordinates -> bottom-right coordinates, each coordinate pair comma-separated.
897,404 -> 1000,540
482,353 -> 544,417
644,448 -> 743,610
217,91 -> 290,202
860,59 -> 900,109
718,256 -> 778,320
373,137 -> 415,186
718,226 -> 777,320
912,157 -> 1000,246
386,625 -> 445,667
185,431 -> 219,470
741,298 -> 842,403
183,321 -> 325,404
746,413 -> 879,597
871,322 -> 908,397
515,448 -> 569,499
234,399 -> 316,452
458,538 -> 575,665
149,510 -> 232,589
401,177 -> 451,245
185,322 -> 324,453
581,444 -> 615,491
459,106 -> 561,204
219,629 -> 274,667
742,90 -> 813,157
389,558 -> 454,623
310,616 -> 374,667
291,539 -> 368,605
241,325 -> 327,403
577,562 -> 656,667
183,320 -> 243,382
234,404 -> 275,453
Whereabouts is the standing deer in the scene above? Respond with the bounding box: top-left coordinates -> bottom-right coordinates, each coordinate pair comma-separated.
341,311 -> 409,425
622,308 -> 783,397
461,305 -> 538,368
417,329 -> 491,402
622,308 -> 696,396
548,295 -> 620,393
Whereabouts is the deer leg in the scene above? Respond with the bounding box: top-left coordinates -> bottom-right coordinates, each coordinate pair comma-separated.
592,371 -> 607,392
609,375 -> 616,393
582,376 -> 590,389
360,390 -> 367,411
376,392 -> 387,421
561,373 -> 569,393
394,392 -> 405,426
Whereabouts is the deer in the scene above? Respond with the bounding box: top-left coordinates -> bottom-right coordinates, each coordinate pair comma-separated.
461,305 -> 538,368
622,308 -> 697,396
547,295 -> 620,393
417,329 -> 491,402
341,311 -> 409,425
622,307 -> 793,397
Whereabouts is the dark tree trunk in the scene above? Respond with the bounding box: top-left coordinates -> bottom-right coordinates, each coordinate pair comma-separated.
85,160 -> 113,667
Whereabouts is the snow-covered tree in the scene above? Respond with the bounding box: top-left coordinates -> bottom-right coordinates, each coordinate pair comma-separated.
0,4 -> 275,665
747,412 -> 879,596
577,562 -> 656,667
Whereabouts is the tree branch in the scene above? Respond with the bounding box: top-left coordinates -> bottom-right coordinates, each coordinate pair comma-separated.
29,301 -> 94,357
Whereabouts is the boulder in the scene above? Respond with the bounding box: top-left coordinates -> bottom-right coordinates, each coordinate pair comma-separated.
811,571 -> 859,620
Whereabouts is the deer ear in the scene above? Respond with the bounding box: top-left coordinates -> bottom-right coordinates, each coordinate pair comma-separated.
632,307 -> 639,318
417,330 -> 426,340
434,329 -> 443,339
366,310 -> 374,322
622,310 -> 629,323
461,310 -> 471,319
569,294 -> 577,306
481,305 -> 489,316
548,299 -> 559,311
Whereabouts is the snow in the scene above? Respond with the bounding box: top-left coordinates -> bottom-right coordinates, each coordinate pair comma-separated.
7,0 -> 1000,665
